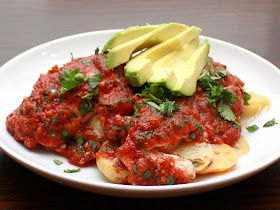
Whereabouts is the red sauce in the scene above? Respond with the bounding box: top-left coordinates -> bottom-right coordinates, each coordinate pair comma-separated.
6,53 -> 245,185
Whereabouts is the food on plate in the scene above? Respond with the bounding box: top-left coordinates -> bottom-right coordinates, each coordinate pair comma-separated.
232,135 -> 249,157
171,141 -> 213,173
197,143 -> 237,174
124,26 -> 202,87
105,23 -> 188,70
6,23 -> 271,185
242,92 -> 271,119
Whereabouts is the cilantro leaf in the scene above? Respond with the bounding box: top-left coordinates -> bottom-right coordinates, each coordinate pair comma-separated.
92,141 -> 98,150
60,78 -> 81,94
246,124 -> 259,132
64,168 -> 81,173
88,74 -> 103,89
60,128 -> 73,144
167,177 -> 175,185
59,68 -> 88,94
54,159 -> 63,165
217,103 -> 237,123
78,100 -> 94,116
143,171 -> 151,179
263,118 -> 277,127
136,84 -> 180,118
239,86 -> 251,105
77,136 -> 84,148
95,47 -> 100,55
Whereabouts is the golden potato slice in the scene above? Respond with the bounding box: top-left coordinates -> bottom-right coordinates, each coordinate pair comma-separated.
96,155 -> 130,184
232,135 -> 249,158
197,143 -> 238,174
242,92 -> 271,119
96,142 -> 129,184
242,104 -> 262,119
171,141 -> 213,173
248,92 -> 271,107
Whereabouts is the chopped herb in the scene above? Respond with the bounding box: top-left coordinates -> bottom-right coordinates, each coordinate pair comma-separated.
246,124 -> 259,132
76,149 -> 82,154
143,171 -> 151,179
198,66 -> 239,125
239,84 -> 251,105
80,60 -> 91,64
60,128 -> 72,144
95,47 -> 100,55
216,69 -> 229,77
136,84 -> 180,118
217,103 -> 238,124
263,118 -> 277,127
101,147 -> 107,152
59,68 -> 88,94
207,84 -> 237,105
54,159 -> 63,165
77,136 -> 84,148
178,123 -> 184,128
194,121 -> 204,131
91,141 -> 98,150
69,112 -> 78,120
133,165 -> 137,174
70,52 -> 74,61
166,177 -> 175,185
78,100 -> 94,116
193,161 -> 198,168
190,132 -> 196,139
134,103 -> 142,110
125,123 -> 130,131
88,74 -> 103,89
64,168 -> 81,173
82,91 -> 97,100
60,78 -> 80,94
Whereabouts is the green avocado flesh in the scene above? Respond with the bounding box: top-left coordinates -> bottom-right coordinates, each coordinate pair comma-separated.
102,24 -> 165,52
165,39 -> 210,96
105,23 -> 188,70
124,26 -> 202,87
147,36 -> 199,84
103,23 -> 210,96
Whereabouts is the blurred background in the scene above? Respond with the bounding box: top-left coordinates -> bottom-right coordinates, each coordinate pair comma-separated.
1,0 -> 279,68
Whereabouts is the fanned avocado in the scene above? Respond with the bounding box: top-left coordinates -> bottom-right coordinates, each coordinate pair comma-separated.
105,23 -> 188,70
166,39 -> 210,96
124,26 -> 202,87
148,37 -> 199,84
102,24 -> 165,52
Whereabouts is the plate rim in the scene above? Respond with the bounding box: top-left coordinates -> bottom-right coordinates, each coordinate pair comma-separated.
0,29 -> 280,198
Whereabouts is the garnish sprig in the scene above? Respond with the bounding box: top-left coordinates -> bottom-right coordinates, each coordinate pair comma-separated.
198,61 -> 240,125
59,68 -> 88,94
136,84 -> 181,118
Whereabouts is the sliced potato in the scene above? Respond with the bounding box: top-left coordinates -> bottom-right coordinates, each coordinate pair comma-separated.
242,92 -> 271,119
90,115 -> 104,136
96,142 -> 129,184
232,135 -> 249,158
242,104 -> 262,119
171,141 -> 213,173
197,143 -> 238,174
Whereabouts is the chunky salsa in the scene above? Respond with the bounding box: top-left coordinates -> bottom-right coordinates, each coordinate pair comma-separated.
6,52 -> 245,185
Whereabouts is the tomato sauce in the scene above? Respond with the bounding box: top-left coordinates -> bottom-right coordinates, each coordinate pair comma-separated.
6,53 -> 245,185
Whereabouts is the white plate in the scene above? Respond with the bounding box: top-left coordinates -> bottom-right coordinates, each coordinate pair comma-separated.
0,30 -> 279,198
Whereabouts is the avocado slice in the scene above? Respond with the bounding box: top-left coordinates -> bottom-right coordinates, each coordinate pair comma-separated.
166,39 -> 210,96
106,23 -> 188,70
148,37 -> 199,84
124,26 -> 202,87
102,24 -> 165,52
